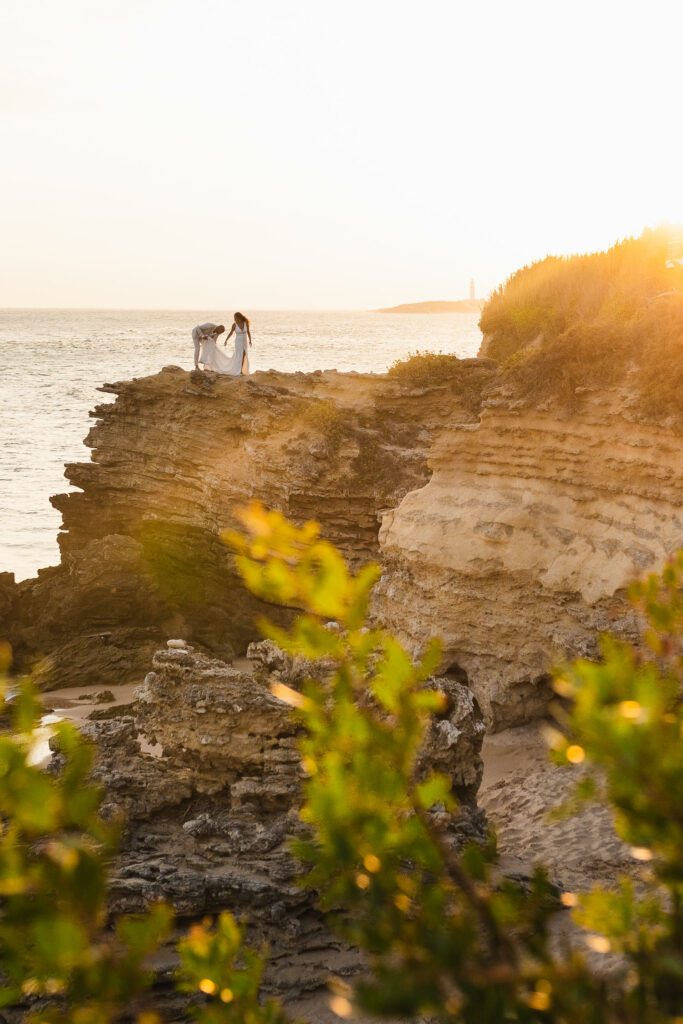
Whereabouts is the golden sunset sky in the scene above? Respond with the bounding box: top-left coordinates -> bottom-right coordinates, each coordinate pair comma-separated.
2,0 -> 680,308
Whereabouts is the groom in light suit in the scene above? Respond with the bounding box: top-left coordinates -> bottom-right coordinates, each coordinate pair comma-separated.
192,322 -> 225,369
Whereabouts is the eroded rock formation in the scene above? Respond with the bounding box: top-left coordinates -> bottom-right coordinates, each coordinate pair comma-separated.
3,357 -> 682,1015
2,360 -> 683,728
53,641 -> 484,1013
0,364 -> 491,688
375,384 -> 683,727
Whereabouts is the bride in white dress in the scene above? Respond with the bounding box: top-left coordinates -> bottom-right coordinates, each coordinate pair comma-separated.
201,312 -> 252,375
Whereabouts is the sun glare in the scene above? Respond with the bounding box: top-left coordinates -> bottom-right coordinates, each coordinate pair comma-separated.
2,0 -> 681,307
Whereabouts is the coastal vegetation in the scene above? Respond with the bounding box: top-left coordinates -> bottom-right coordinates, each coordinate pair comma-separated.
3,509 -> 683,1020
480,228 -> 683,419
225,506 -> 683,1023
388,351 -> 496,412
387,350 -> 467,386
299,398 -> 348,451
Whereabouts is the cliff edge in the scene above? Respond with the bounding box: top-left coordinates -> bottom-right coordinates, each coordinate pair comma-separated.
3,355 -> 683,728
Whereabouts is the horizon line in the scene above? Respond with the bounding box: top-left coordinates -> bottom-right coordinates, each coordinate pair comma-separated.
0,305 -> 368,312
0,302 -> 483,314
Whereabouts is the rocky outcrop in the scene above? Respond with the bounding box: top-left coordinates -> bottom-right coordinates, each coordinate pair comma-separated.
1,364 -> 492,688
375,385 -> 683,727
4,355 -> 683,1011
54,641 -> 484,1009
3,361 -> 683,727
88,647 -> 306,918
0,572 -> 16,625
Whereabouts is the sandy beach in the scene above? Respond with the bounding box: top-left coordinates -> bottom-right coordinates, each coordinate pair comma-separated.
481,724 -> 632,893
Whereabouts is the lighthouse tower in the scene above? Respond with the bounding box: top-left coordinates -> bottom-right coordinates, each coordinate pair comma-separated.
469,278 -> 476,301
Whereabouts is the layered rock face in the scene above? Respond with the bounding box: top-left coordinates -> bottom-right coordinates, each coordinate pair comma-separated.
376,387 -> 683,727
2,364 -> 490,688
91,647 -> 306,918
3,362 -> 683,728
62,642 -> 484,1011
3,357 -> 683,1011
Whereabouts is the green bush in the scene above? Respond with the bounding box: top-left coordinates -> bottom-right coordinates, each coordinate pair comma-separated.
177,914 -> 294,1024
634,297 -> 683,423
225,505 -> 683,1022
4,514 -> 683,1021
387,351 -> 465,387
388,351 -> 495,412
480,228 -> 683,419
299,399 -> 347,447
0,643 -> 172,1022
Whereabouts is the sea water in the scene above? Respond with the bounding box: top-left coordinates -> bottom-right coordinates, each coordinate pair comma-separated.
0,308 -> 482,580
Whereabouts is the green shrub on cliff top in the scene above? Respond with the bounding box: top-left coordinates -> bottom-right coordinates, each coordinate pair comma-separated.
388,351 -> 495,411
388,350 -> 465,386
480,227 -> 683,417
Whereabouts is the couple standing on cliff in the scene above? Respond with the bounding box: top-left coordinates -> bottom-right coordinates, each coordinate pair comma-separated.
192,313 -> 252,375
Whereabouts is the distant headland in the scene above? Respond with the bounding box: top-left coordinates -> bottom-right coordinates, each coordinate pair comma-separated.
374,299 -> 485,314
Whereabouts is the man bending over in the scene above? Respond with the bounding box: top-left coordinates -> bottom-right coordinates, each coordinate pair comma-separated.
192,322 -> 225,369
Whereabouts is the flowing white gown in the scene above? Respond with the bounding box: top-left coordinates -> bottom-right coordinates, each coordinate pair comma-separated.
201,324 -> 250,375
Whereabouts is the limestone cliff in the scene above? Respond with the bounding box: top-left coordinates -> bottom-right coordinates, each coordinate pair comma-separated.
2,363 -> 490,687
3,360 -> 683,728
376,384 -> 683,726
3,355 -> 683,1011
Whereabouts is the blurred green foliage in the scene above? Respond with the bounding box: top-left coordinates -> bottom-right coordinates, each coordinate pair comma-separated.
226,504 -> 683,1022
550,550 -> 683,1015
177,913 -> 294,1024
3,515 -> 683,1021
0,643 -> 172,1023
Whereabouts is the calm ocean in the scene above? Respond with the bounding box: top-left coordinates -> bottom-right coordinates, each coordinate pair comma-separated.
0,309 -> 482,580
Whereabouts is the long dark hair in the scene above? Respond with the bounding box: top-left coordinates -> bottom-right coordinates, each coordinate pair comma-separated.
234,312 -> 250,329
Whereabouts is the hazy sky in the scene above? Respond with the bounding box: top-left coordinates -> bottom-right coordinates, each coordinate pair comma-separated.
2,0 -> 681,309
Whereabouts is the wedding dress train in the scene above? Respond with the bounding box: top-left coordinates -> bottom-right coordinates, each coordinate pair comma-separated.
201,325 -> 250,375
